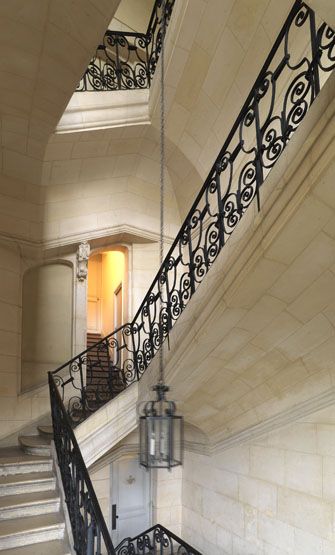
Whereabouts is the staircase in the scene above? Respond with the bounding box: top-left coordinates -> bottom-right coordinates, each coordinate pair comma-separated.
0,426 -> 70,554
86,332 -> 126,409
86,332 -> 108,388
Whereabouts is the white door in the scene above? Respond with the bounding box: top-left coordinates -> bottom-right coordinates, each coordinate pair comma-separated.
111,458 -> 151,546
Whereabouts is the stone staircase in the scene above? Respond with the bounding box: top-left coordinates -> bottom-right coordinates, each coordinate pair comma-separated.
0,425 -> 70,554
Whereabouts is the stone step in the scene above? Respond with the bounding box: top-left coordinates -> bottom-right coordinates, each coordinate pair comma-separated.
0,471 -> 56,497
0,539 -> 70,555
37,426 -> 53,439
19,436 -> 51,457
0,514 -> 65,550
0,448 -> 52,477
0,491 -> 60,520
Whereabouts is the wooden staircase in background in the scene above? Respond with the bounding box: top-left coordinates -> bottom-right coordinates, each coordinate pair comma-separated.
86,332 -> 126,409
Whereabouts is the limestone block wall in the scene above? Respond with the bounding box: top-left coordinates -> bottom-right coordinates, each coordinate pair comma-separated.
131,243 -> 159,318
0,240 -> 25,439
0,172 -> 42,243
182,406 -> 335,555
152,466 -> 183,537
41,128 -> 182,247
0,239 -> 53,443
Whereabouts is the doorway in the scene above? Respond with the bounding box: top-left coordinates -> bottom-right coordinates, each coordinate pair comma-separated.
87,254 -> 102,333
87,248 -> 127,338
111,457 -> 151,545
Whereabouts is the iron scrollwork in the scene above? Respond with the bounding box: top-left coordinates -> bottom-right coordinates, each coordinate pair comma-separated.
77,0 -> 175,91
49,373 -> 116,555
115,524 -> 202,555
50,374 -> 202,554
51,0 -> 335,426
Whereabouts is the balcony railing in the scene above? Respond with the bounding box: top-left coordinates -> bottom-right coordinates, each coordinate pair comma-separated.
51,0 -> 335,427
49,373 -> 116,555
77,0 -> 175,91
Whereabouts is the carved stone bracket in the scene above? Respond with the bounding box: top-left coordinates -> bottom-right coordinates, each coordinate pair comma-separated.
77,241 -> 90,281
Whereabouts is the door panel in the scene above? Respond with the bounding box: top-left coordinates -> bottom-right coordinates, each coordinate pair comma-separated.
87,295 -> 101,332
111,458 -> 150,545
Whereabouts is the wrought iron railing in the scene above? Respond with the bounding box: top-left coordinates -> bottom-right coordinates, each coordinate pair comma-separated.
50,372 -> 202,555
51,0 -> 335,425
115,524 -> 202,554
77,0 -> 175,91
49,372 -> 116,555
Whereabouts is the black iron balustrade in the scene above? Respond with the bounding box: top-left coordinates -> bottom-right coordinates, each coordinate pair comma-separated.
49,373 -> 202,555
49,373 -> 117,555
51,0 -> 335,425
115,524 -> 202,555
77,0 -> 175,91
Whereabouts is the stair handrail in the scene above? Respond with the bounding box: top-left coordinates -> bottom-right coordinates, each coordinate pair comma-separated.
77,0 -> 175,91
49,372 -> 203,554
51,0 -> 335,426
115,523 -> 202,554
49,372 -> 116,554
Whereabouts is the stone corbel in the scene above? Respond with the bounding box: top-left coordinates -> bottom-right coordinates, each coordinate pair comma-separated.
77,241 -> 90,281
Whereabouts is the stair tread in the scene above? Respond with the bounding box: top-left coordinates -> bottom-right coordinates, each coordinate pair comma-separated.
0,490 -> 59,510
19,436 -> 51,448
0,471 -> 54,486
37,426 -> 53,436
0,539 -> 70,555
0,447 -> 50,466
0,513 -> 64,538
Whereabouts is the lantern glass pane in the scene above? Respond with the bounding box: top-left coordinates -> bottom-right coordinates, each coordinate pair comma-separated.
172,416 -> 183,466
139,393 -> 184,469
139,417 -> 148,466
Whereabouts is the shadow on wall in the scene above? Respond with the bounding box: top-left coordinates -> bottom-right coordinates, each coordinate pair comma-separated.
21,261 -> 73,392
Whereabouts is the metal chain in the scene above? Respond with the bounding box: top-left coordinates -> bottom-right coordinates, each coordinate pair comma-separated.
159,0 -> 166,386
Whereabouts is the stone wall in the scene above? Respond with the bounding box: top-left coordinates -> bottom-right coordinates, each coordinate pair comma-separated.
91,464 -> 111,532
182,406 -> 335,554
153,466 -> 183,537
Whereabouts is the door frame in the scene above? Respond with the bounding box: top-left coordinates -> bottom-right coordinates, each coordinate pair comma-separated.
113,282 -> 123,330
110,456 -> 152,545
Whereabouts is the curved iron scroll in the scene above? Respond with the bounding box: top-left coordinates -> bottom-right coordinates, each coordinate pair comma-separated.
49,373 -> 116,555
115,524 -> 202,555
52,0 -> 335,425
50,374 -> 201,554
77,0 -> 175,91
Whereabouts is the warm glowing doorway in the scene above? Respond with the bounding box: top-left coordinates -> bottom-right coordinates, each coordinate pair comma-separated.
87,248 -> 127,338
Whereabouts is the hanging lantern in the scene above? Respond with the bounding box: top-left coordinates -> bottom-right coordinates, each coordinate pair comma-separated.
139,0 -> 183,471
139,383 -> 183,469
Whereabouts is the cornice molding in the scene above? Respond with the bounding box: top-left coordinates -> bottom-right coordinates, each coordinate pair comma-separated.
56,90 -> 150,134
43,224 -> 174,251
210,387 -> 335,454
0,225 -> 175,256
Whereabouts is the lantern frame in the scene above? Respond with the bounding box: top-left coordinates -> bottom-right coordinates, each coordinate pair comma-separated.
139,384 -> 184,470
